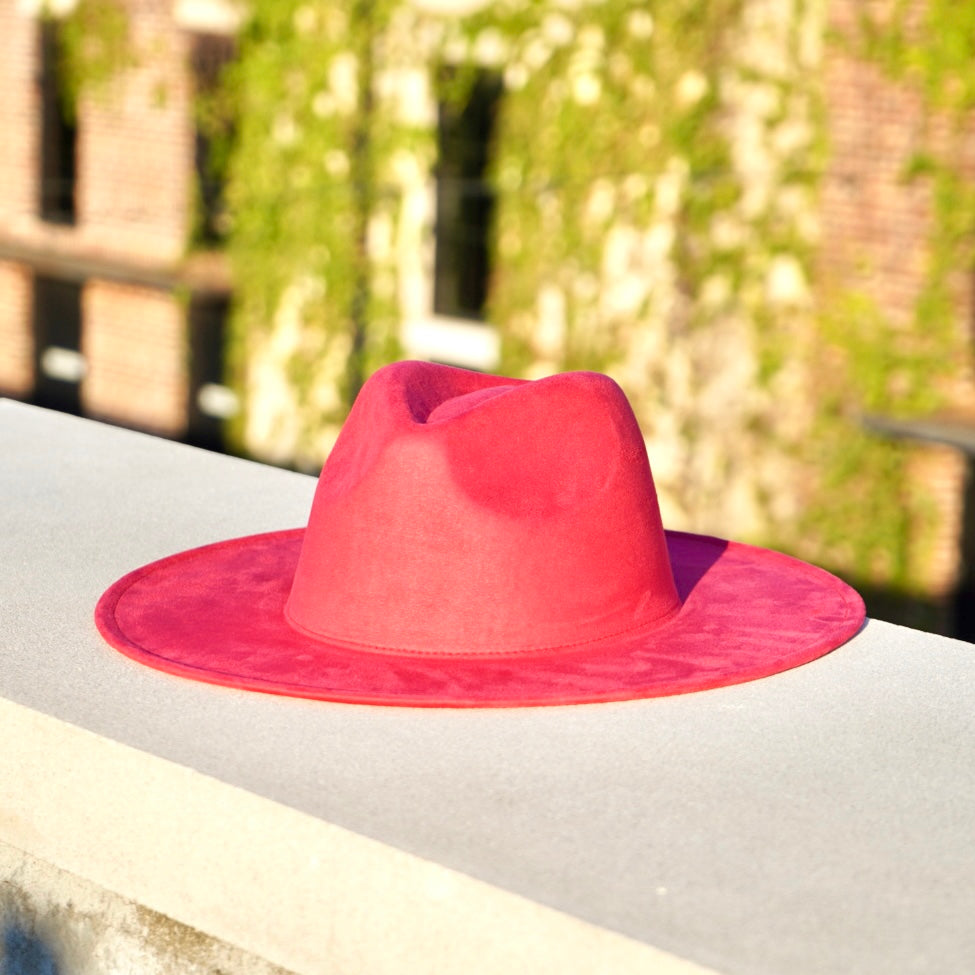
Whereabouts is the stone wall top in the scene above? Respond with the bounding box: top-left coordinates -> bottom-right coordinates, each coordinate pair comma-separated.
2,399 -> 974,974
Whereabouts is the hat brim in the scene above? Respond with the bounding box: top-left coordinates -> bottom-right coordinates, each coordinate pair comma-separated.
95,529 -> 864,707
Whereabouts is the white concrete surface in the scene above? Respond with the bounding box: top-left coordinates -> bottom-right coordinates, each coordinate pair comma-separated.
2,398 -> 974,974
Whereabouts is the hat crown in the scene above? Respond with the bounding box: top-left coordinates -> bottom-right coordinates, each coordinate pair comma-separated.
285,361 -> 680,656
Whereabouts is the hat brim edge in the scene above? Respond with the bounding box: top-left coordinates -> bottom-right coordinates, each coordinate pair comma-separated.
95,529 -> 866,708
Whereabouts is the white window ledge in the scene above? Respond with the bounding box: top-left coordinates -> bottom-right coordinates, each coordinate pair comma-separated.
402,315 -> 500,372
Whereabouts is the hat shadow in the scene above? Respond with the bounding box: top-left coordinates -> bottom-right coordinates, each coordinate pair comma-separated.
667,535 -> 729,602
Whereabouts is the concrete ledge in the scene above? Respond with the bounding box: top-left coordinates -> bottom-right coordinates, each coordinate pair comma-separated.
1,697 -> 694,975
3,400 -> 975,974
0,839 -> 289,975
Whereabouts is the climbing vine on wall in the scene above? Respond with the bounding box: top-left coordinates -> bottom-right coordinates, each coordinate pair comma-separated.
221,0 -> 825,530
47,0 -> 970,614
50,0 -> 134,118
458,0 -> 823,533
795,0 -> 974,598
221,0 -> 433,465
856,0 -> 975,336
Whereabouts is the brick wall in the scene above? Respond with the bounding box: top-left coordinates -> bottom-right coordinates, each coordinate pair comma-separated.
821,1 -> 931,326
822,0 -> 975,613
0,0 -> 195,255
0,0 -> 214,439
77,0 -> 195,262
83,280 -> 188,436
908,446 -> 970,601
0,1 -> 38,229
0,262 -> 33,397
0,0 -> 971,622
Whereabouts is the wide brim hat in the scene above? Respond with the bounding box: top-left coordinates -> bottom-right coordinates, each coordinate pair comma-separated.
96,361 -> 864,708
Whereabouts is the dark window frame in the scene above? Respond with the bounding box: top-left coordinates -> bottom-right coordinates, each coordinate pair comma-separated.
433,69 -> 502,322
186,292 -> 234,451
38,18 -> 78,225
33,275 -> 84,415
189,31 -> 236,248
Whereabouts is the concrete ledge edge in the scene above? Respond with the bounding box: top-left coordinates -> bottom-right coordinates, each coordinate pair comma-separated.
0,695 -> 721,975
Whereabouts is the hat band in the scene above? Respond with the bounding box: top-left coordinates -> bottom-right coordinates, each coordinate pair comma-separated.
282,596 -> 683,658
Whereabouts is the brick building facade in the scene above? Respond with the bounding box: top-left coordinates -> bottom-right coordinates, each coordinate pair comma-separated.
0,0 -> 972,631
821,0 -> 975,623
0,0 -> 233,443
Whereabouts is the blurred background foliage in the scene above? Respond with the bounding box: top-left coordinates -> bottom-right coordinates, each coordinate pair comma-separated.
51,0 -> 975,632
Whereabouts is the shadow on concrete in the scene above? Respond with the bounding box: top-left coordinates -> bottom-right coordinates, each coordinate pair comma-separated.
2,922 -> 63,975
844,579 -> 974,644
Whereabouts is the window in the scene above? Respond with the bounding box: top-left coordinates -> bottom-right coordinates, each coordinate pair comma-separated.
187,293 -> 237,450
190,32 -> 236,246
38,19 -> 77,225
33,276 -> 84,415
433,70 -> 502,322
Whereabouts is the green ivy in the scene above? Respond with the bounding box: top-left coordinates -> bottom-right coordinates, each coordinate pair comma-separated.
219,0 -> 421,462
52,0 -> 134,119
472,0 -> 745,374
800,0 -> 973,597
216,0 -> 840,528
45,0 -> 969,613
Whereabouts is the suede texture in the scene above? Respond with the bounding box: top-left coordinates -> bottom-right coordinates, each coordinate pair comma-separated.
95,361 -> 865,707
287,368 -> 679,654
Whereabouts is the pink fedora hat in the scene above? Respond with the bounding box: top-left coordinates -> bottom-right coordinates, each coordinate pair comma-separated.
96,360 -> 864,707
